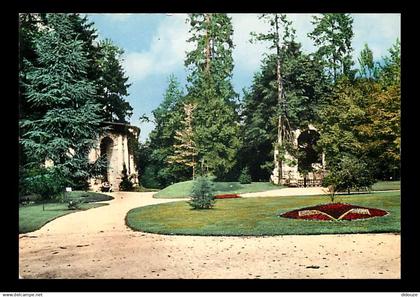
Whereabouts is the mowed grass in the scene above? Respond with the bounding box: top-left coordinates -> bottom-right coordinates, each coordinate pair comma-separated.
19,191 -> 113,234
127,191 -> 400,236
371,180 -> 400,191
153,181 -> 285,199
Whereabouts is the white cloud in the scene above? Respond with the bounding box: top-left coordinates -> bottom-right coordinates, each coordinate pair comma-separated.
122,14 -> 192,83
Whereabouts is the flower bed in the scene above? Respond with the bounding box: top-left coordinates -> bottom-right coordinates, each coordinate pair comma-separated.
280,202 -> 388,221
214,194 -> 241,199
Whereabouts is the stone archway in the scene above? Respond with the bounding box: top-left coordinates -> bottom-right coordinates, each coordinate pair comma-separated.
88,122 -> 140,192
271,124 -> 325,186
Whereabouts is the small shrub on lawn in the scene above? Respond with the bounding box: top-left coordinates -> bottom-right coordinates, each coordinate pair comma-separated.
239,167 -> 252,184
189,176 -> 215,209
67,198 -> 84,210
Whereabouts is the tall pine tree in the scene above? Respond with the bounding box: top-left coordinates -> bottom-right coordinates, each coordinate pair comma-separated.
185,13 -> 240,179
19,13 -> 104,188
308,13 -> 355,82
146,75 -> 188,187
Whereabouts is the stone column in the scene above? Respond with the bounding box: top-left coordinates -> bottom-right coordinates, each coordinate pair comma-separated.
123,135 -> 129,174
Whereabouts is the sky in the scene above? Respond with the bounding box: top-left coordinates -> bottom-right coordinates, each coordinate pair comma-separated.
85,13 -> 401,142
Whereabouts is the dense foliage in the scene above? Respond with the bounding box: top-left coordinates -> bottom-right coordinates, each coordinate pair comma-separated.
19,13 -> 134,196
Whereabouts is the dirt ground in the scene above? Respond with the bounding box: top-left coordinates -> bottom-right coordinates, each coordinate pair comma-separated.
19,191 -> 400,279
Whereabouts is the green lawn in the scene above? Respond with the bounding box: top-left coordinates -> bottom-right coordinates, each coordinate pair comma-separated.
371,180 -> 400,191
127,191 -> 400,236
19,202 -> 108,234
63,191 -> 114,202
19,191 -> 113,234
153,181 -> 285,199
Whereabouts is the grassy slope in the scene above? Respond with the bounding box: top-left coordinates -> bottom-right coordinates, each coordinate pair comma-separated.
153,181 -> 285,199
127,191 -> 400,236
371,181 -> 400,191
64,191 -> 114,202
153,180 -> 400,199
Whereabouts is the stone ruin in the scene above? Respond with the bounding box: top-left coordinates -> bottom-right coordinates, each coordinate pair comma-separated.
88,121 -> 140,192
270,124 -> 326,187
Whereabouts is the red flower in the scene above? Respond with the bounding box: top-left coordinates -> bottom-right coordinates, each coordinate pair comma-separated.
280,203 -> 388,221
214,194 -> 241,199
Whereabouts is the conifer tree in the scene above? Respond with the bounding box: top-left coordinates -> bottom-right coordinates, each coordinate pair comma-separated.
19,13 -> 104,187
250,14 -> 296,182
185,13 -> 240,178
167,103 -> 198,179
308,13 -> 354,81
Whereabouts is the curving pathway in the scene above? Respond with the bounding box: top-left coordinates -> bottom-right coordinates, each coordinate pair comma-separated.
19,191 -> 400,279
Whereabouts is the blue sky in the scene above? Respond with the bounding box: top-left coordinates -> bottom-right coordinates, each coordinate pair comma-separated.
85,13 -> 401,142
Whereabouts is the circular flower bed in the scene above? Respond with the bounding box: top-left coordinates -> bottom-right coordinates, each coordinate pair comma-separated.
214,194 -> 241,199
279,202 -> 388,221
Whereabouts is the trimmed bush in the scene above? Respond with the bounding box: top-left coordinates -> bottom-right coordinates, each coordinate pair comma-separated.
189,176 -> 215,209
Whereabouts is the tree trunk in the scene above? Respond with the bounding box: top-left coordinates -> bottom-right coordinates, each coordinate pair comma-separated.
204,13 -> 212,74
275,14 -> 284,182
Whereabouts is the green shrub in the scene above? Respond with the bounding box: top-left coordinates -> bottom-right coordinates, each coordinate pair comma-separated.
189,176 -> 215,209
119,163 -> 134,191
22,167 -> 68,201
238,167 -> 252,184
66,198 -> 84,210
322,155 -> 375,201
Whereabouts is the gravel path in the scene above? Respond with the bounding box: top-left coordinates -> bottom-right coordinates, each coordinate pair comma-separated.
19,191 -> 400,279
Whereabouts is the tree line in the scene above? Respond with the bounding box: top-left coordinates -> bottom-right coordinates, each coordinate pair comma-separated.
18,13 -> 400,194
139,13 -> 400,189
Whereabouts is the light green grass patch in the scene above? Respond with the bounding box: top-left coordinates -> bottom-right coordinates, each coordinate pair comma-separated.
371,180 -> 400,191
153,181 -> 285,199
127,191 -> 400,236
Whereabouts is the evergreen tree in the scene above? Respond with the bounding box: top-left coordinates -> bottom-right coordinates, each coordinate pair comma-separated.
308,13 -> 355,81
250,14 -> 298,182
19,13 -> 104,188
243,15 -> 327,181
67,14 -> 133,123
357,43 -> 378,79
97,39 -> 133,123
189,176 -> 215,209
167,103 -> 198,179
185,13 -> 240,179
146,75 -> 188,187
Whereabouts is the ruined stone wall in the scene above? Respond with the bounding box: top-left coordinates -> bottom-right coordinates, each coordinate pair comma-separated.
88,127 -> 139,192
270,124 -> 325,185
